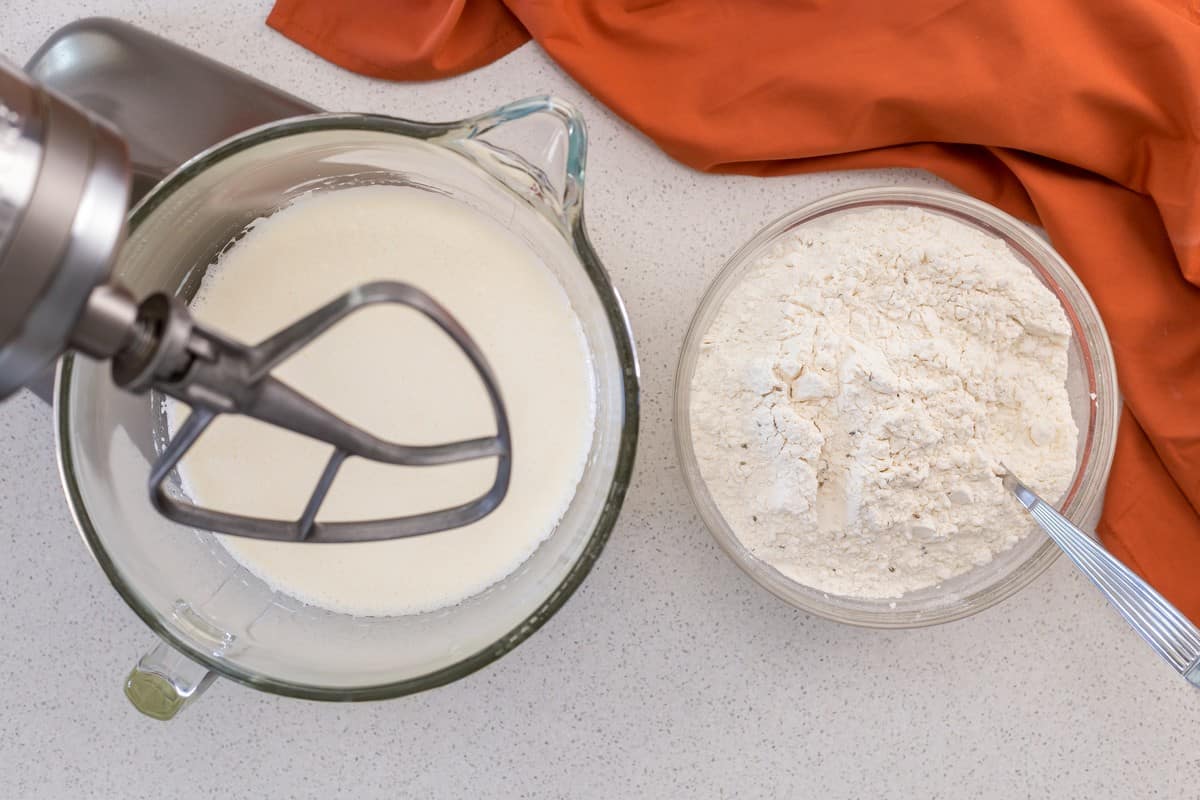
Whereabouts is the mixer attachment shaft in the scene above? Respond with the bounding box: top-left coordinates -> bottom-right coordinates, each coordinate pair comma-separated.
87,280 -> 512,543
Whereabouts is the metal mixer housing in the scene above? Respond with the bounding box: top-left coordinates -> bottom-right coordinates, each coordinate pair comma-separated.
0,60 -> 512,543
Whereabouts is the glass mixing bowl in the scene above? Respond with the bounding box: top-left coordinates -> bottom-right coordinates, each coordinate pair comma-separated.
56,98 -> 639,716
674,186 -> 1118,628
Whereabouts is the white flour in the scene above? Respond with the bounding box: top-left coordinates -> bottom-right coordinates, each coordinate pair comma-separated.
690,206 -> 1078,598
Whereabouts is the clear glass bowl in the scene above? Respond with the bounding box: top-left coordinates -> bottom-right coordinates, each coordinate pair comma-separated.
56,98 -> 639,711
674,186 -> 1118,628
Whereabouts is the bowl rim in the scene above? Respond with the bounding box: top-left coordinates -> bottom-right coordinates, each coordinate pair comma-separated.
54,107 -> 641,700
673,185 -> 1119,628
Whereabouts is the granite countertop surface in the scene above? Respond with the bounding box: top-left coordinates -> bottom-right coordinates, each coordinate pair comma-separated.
2,2 -> 1197,797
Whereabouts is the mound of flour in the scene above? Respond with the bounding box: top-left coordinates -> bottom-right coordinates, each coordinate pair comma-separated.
689,206 -> 1078,598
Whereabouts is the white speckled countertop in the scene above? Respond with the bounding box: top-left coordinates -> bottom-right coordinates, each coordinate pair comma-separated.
2,2 -> 1198,797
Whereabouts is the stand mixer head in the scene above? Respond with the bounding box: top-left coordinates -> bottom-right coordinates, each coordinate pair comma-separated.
0,60 -> 511,543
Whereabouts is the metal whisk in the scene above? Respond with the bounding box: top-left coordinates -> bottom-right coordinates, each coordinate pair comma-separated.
129,281 -> 509,543
0,58 -> 510,543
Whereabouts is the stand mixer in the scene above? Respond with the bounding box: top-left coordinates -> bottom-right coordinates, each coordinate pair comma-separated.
0,59 -> 512,543
0,20 -> 637,716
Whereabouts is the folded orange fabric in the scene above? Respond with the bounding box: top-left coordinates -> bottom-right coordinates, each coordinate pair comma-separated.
268,0 -> 1200,620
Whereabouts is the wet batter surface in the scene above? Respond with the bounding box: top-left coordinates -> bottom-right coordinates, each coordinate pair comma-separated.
172,185 -> 596,616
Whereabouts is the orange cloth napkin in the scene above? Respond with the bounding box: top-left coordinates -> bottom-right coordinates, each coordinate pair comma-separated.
268,0 -> 1200,620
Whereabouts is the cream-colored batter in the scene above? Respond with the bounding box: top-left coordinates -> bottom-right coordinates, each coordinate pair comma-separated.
171,185 -> 595,616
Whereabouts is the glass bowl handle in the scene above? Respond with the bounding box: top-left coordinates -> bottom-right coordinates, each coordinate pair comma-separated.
446,95 -> 588,224
124,639 -> 216,720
